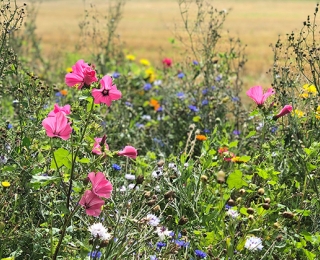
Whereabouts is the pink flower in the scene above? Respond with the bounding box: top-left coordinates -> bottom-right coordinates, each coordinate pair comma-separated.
162,58 -> 172,67
65,59 -> 98,89
92,75 -> 122,106
117,146 -> 138,159
48,104 -> 71,117
88,172 -> 113,199
246,86 -> 275,106
92,136 -> 109,155
42,112 -> 72,140
273,105 -> 293,120
79,190 -> 105,217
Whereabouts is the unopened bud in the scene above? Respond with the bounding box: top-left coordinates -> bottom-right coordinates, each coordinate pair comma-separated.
239,189 -> 246,195
152,205 -> 161,212
135,175 -> 144,185
217,170 -> 225,178
200,175 -> 208,182
264,198 -> 271,204
157,160 -> 165,167
147,199 -> 156,206
164,190 -> 175,199
247,207 -> 254,214
262,203 -> 270,210
257,188 -> 265,195
144,191 -> 151,199
282,211 -> 294,219
227,199 -> 235,206
178,216 -> 189,225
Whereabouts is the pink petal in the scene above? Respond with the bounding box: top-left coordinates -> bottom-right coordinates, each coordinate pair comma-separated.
100,75 -> 113,88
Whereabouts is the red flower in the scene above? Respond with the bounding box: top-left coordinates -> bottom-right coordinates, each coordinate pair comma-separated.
162,58 -> 172,67
88,172 -> 113,199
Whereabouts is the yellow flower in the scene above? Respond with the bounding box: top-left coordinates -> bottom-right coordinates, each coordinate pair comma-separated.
140,59 -> 151,66
1,181 -> 10,187
293,109 -> 304,118
145,68 -> 156,83
196,135 -> 207,141
317,106 -> 320,113
302,84 -> 317,94
66,67 -> 72,73
126,54 -> 136,61
299,92 -> 309,98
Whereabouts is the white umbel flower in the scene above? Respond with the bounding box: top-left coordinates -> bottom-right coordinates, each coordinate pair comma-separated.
245,236 -> 263,251
88,223 -> 111,240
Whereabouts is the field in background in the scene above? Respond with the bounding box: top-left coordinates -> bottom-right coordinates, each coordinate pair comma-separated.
27,0 -> 317,87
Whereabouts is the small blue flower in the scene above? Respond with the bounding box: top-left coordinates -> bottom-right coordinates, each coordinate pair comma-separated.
125,101 -> 133,107
88,251 -> 102,258
201,99 -> 209,106
232,96 -> 240,102
215,75 -> 222,82
55,92 -> 62,97
144,83 -> 152,91
202,88 -> 208,95
203,129 -> 210,133
112,164 -> 121,171
211,86 -> 216,90
156,242 -> 166,250
150,255 -> 158,260
112,72 -> 120,78
195,249 -> 207,259
135,123 -> 145,129
7,123 -> 13,129
178,72 -> 185,78
232,130 -> 241,135
271,126 -> 278,133
177,92 -> 185,99
225,204 -> 232,210
175,240 -> 190,248
188,105 -> 199,112
157,106 -> 163,112
193,60 -> 199,65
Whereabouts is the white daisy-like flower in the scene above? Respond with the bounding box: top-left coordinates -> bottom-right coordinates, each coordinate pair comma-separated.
128,183 -> 139,190
146,214 -> 160,226
119,185 -> 126,192
244,236 -> 263,251
141,115 -> 151,121
125,174 -> 136,180
88,223 -> 111,240
151,169 -> 163,179
156,226 -> 172,241
226,209 -> 239,219
154,80 -> 162,86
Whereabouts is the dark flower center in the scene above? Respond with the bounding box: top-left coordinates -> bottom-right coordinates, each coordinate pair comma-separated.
102,89 -> 109,96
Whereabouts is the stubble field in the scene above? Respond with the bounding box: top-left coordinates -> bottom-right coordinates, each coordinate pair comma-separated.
28,0 -> 317,87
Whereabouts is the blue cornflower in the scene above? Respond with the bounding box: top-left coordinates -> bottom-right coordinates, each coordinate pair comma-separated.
175,240 -> 190,248
178,72 -> 185,78
211,86 -> 216,90
193,60 -> 199,65
225,204 -> 232,210
271,126 -> 278,133
55,92 -> 62,97
195,249 -> 207,259
112,72 -> 120,78
202,88 -> 208,95
144,83 -> 152,91
88,251 -> 102,258
112,164 -> 121,171
7,123 -> 13,129
232,96 -> 240,102
157,106 -> 163,112
203,129 -> 210,134
125,101 -> 133,107
215,75 -> 222,82
135,123 -> 145,129
177,92 -> 185,99
188,105 -> 199,112
150,256 -> 158,260
201,99 -> 209,106
233,130 -> 241,135
156,242 -> 166,250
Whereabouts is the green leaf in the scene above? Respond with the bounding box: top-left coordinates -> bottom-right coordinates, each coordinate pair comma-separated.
239,156 -> 251,162
229,141 -> 238,148
76,157 -> 90,164
227,170 -> 248,189
193,116 -> 201,122
30,175 -> 60,189
245,131 -> 256,139
257,169 -> 269,179
50,148 -> 72,170
303,249 -> 316,260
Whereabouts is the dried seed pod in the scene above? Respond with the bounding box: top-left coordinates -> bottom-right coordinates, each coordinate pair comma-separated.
217,177 -> 225,184
239,189 -> 246,195
144,191 -> 151,199
147,199 -> 156,206
247,207 -> 254,214
264,198 -> 271,204
152,205 -> 161,212
257,188 -> 265,195
200,175 -> 208,182
262,203 -> 270,210
227,199 -> 235,206
164,190 -> 175,199
282,211 -> 294,219
178,216 -> 189,225
157,160 -> 165,167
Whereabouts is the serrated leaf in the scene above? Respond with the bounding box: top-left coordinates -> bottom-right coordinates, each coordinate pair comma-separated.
257,169 -> 269,179
227,170 -> 248,189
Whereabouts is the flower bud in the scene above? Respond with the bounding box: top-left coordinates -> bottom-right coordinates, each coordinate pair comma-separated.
164,190 -> 175,199
262,203 -> 270,210
157,160 -> 165,167
247,207 -> 254,214
178,216 -> 189,225
217,177 -> 225,184
200,175 -> 208,183
147,199 -> 156,206
144,191 -> 151,199
257,188 -> 265,195
282,211 -> 294,219
227,199 -> 235,206
273,222 -> 280,229
217,170 -> 226,178
239,189 -> 246,195
264,198 -> 271,204
152,205 -> 161,212
135,175 -> 144,185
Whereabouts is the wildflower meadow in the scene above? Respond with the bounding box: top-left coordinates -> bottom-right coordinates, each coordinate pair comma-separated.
0,0 -> 320,259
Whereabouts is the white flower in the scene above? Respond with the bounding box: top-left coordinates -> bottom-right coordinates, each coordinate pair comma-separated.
156,226 -> 172,241
226,209 -> 239,219
141,115 -> 151,121
154,185 -> 161,192
0,155 -> 7,164
245,236 -> 263,251
125,174 -> 136,180
119,185 -> 126,192
256,122 -> 264,131
128,183 -> 139,190
88,223 -> 111,240
184,163 -> 189,167
151,169 -> 163,179
146,214 -> 160,226
154,80 -> 162,86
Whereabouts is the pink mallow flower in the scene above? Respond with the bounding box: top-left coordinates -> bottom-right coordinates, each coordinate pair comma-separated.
117,146 -> 138,159
42,112 -> 72,140
79,190 -> 105,217
162,58 -> 172,67
273,105 -> 293,120
92,75 -> 122,106
246,86 -> 275,106
48,104 -> 71,117
92,136 -> 109,155
88,172 -> 113,199
65,59 -> 98,89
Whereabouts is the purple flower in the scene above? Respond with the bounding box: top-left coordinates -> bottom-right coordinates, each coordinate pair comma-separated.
88,251 -> 102,258
144,83 -> 152,91
232,130 -> 241,135
135,123 -> 145,129
202,100 -> 209,106
112,164 -> 121,171
271,126 -> 278,133
195,249 -> 207,259
215,75 -> 222,82
55,92 -> 62,97
177,92 -> 185,99
156,242 -> 166,250
157,106 -> 163,112
193,60 -> 199,65
112,72 -> 120,78
211,86 -> 216,90
232,96 -> 240,102
178,72 -> 185,78
7,123 -> 13,129
175,240 -> 190,248
188,105 -> 199,112
204,129 -> 210,133
202,88 -> 208,95
150,256 -> 158,260
125,101 -> 133,107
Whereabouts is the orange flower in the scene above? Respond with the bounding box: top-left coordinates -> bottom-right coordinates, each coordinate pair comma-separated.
218,147 -> 228,154
60,89 -> 68,96
149,98 -> 160,111
196,135 -> 207,141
